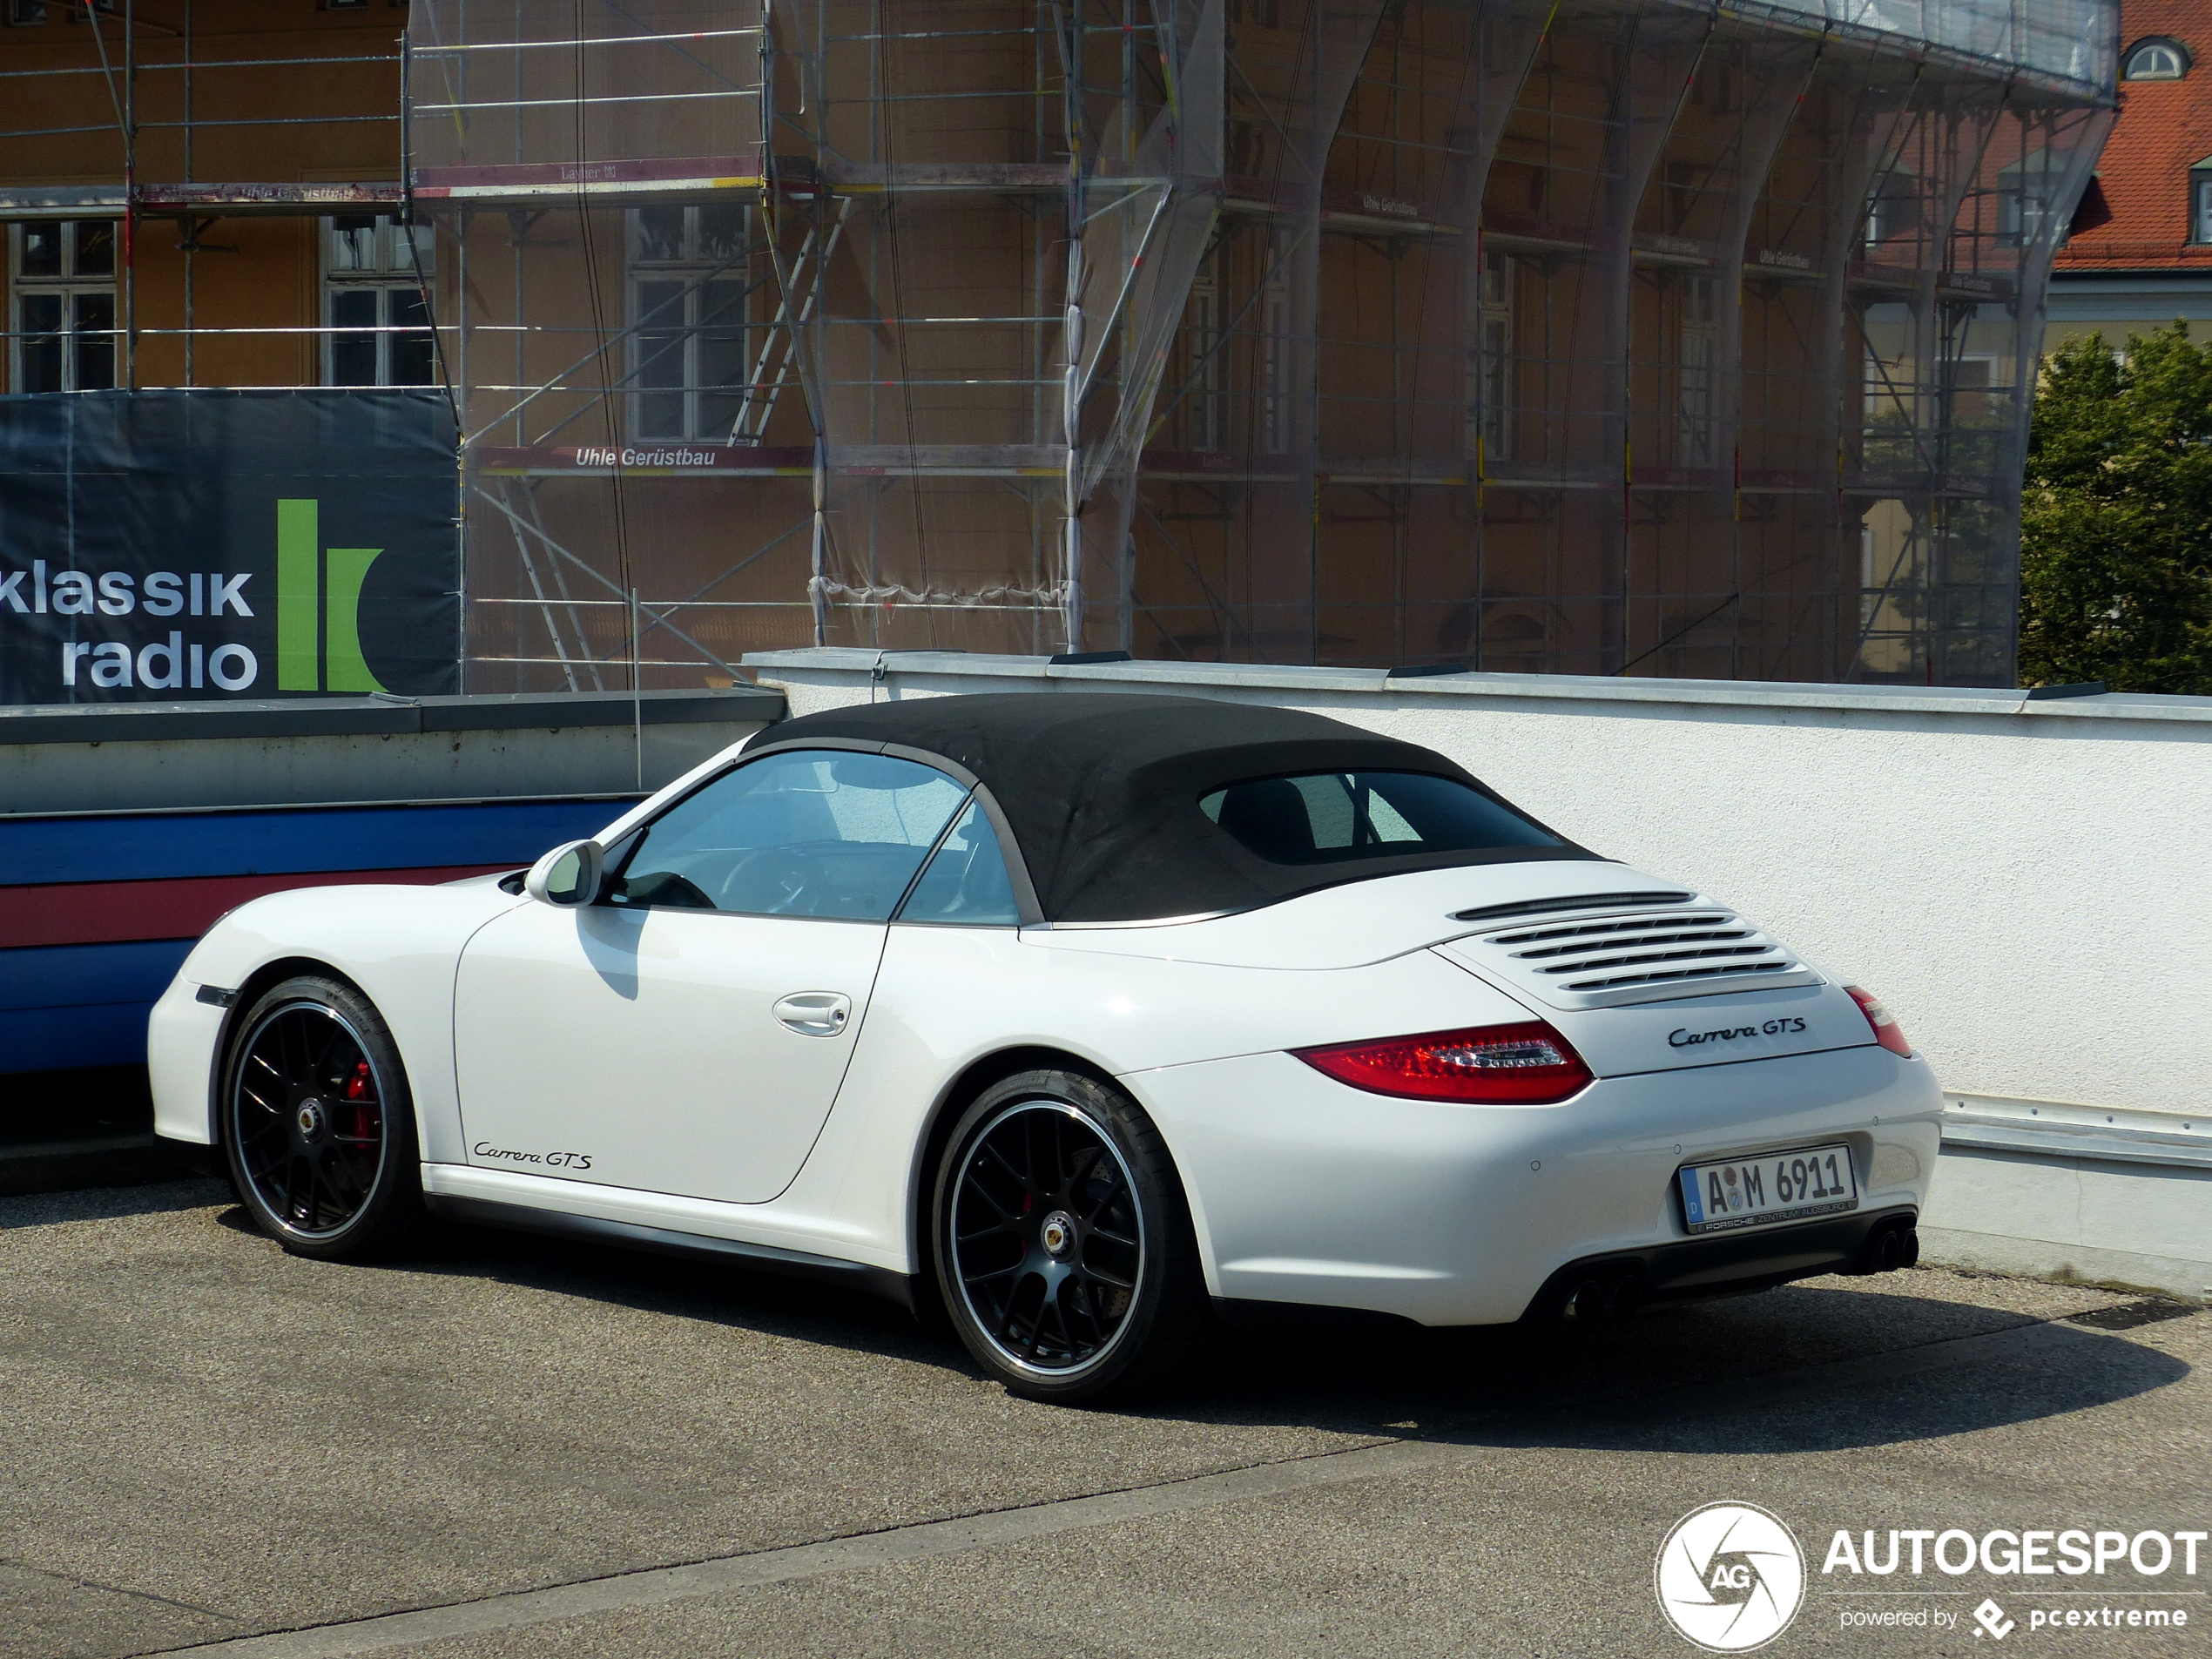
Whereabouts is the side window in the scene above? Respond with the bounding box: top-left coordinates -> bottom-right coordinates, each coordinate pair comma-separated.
1199,771 -> 1559,865
607,750 -> 968,921
896,800 -> 1022,927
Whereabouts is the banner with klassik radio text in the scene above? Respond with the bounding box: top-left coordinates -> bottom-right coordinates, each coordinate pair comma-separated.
0,388 -> 458,705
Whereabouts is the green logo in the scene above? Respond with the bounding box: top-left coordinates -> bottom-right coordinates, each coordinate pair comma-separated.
276,498 -> 388,693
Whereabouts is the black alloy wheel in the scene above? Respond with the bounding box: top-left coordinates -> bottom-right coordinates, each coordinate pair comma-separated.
934,1069 -> 1211,1404
222,974 -> 426,1259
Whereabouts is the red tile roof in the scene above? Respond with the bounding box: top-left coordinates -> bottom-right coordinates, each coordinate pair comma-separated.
2055,0 -> 2212,269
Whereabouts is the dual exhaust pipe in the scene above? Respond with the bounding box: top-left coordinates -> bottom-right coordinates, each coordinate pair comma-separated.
1552,1218 -> 1920,1329
1560,1269 -> 1645,1329
1853,1219 -> 1921,1276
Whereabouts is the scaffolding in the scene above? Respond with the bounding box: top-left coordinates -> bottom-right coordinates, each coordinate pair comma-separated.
411,0 -> 2118,689
6,0 -> 2114,689
0,4 -> 419,393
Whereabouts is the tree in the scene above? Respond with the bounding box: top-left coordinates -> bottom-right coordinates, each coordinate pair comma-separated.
2019,321 -> 2212,694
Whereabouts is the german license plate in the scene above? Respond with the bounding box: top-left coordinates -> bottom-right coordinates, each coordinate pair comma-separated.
1677,1143 -> 1858,1235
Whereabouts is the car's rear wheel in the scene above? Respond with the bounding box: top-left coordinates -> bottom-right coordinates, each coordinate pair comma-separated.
933,1069 -> 1211,1405
220,974 -> 426,1260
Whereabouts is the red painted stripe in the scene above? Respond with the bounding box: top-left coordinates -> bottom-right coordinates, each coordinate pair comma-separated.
0,867 -> 513,951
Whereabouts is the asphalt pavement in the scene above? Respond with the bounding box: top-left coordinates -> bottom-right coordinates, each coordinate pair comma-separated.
2,1179 -> 2203,1659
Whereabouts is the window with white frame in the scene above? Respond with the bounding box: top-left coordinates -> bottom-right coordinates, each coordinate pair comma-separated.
630,204 -> 755,442
1945,354 -> 1997,424
2193,169 -> 2212,244
10,219 -> 116,393
1258,231 -> 1291,454
1865,170 -> 1921,246
1184,253 -> 1223,452
2123,37 -> 2190,79
1469,247 -> 1514,464
1677,274 -> 1716,465
322,214 -> 435,387
1996,151 -> 2070,246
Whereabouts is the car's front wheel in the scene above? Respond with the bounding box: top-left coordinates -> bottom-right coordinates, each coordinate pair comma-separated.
220,974 -> 427,1260
932,1069 -> 1211,1405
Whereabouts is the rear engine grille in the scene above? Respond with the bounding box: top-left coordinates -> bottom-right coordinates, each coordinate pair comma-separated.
1494,913 -> 1792,990
1440,902 -> 1814,1008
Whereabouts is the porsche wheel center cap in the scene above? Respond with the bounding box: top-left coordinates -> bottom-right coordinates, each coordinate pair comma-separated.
1039,1211 -> 1076,1258
295,1100 -> 326,1139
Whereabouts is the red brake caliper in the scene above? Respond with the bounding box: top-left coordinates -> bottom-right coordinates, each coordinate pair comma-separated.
344,1060 -> 375,1139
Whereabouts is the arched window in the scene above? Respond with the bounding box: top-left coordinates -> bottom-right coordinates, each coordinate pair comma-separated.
2124,37 -> 2190,79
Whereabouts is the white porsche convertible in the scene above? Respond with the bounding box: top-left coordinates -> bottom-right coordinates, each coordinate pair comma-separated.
151,693 -> 1941,1403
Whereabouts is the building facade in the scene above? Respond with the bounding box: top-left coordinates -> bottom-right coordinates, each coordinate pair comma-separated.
0,3 -> 416,395
2,0 -> 2118,692
2044,0 -> 2212,348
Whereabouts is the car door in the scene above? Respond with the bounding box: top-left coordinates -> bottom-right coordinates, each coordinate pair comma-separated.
453,747 -> 971,1204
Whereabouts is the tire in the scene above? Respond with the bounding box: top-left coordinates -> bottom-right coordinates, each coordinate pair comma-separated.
931,1069 -> 1213,1405
219,974 -> 428,1261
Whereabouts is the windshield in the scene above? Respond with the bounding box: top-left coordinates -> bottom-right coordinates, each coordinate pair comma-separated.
1199,771 -> 1559,867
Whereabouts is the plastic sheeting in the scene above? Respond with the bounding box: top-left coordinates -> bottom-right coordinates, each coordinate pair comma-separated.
406,0 -> 2114,689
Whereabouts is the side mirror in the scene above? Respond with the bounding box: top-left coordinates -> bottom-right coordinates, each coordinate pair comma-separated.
524,840 -> 604,907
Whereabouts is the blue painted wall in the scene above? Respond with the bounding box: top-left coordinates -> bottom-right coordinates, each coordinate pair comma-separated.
2,797 -> 635,1074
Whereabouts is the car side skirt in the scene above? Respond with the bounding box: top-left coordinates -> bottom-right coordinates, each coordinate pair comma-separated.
420,1192 -> 920,1314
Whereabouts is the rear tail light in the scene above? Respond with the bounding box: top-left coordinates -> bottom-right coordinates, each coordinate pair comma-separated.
1294,1020 -> 1593,1103
1844,985 -> 1913,1056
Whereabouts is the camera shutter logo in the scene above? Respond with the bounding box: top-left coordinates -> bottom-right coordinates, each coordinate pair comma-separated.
1655,1502 -> 1806,1651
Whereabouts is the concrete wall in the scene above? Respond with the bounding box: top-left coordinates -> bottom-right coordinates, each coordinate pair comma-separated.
1,688 -> 782,1075
747,648 -> 2212,1300
0,689 -> 779,815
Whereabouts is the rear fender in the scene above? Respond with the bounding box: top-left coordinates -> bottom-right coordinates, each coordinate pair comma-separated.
776,926 -> 1532,1278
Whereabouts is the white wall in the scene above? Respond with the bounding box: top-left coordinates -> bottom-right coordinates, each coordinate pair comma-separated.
748,650 -> 2212,1298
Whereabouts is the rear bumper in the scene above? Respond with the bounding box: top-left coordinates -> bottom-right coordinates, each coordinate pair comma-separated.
1124,1042 -> 1943,1327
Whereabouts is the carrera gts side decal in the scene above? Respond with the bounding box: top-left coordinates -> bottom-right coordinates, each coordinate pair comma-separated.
472,1143 -> 595,1172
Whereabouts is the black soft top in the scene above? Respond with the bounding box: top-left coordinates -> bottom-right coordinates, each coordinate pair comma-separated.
745,692 -> 1597,924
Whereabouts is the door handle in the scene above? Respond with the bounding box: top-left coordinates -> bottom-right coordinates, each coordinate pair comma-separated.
772,991 -> 852,1037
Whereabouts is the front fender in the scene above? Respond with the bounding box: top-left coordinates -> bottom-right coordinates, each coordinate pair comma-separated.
149,882 -> 525,1163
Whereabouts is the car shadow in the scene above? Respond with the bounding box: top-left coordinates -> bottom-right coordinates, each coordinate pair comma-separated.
382,1210 -> 961,1366
374,1213 -> 2193,1458
1168,1291 -> 2197,1456
0,1175 -> 230,1231
21,1180 -> 2183,1456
